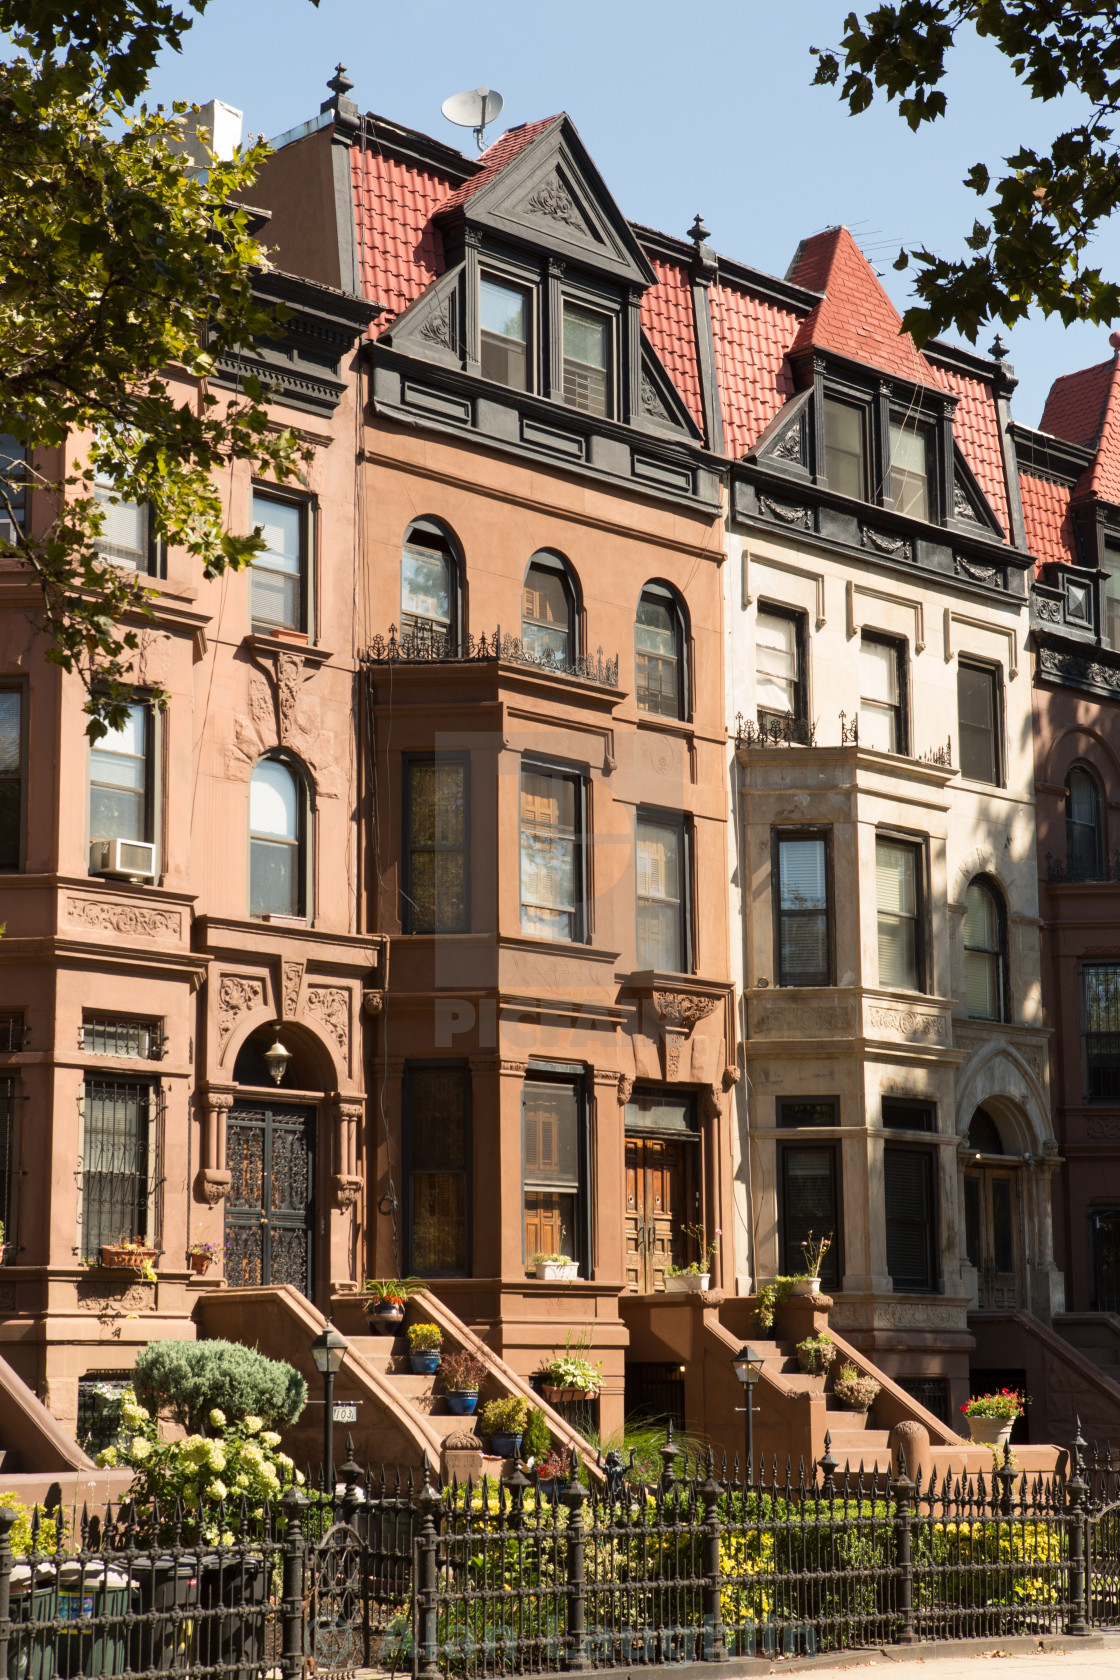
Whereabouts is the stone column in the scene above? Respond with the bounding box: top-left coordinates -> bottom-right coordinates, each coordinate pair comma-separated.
196,1088 -> 233,1206
591,1069 -> 625,1284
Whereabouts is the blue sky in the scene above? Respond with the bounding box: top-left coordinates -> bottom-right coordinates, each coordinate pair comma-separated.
144,0 -> 1120,426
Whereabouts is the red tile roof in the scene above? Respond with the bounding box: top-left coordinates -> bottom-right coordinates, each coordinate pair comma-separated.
787,227 -> 932,387
640,258 -> 703,429
709,282 -> 798,460
1039,358 -> 1113,447
928,360 -> 1010,533
351,146 -> 454,332
1019,473 -> 1076,571
1079,359 -> 1120,504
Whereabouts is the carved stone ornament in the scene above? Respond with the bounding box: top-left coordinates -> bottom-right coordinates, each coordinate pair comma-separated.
198,1168 -> 232,1207
701,1084 -> 721,1120
640,373 -> 669,421
524,175 -> 584,233
859,525 -> 912,559
955,554 -> 1003,586
282,961 -> 304,1020
617,1074 -> 634,1106
1087,1116 -> 1120,1141
419,298 -> 454,350
0,1283 -> 15,1313
276,654 -> 304,745
217,974 -> 267,1050
652,991 -> 720,1030
953,479 -> 980,522
723,1065 -> 741,1090
78,1277 -> 155,1313
1042,1136 -> 1060,1157
333,1174 -> 363,1211
1037,644 -> 1120,695
362,990 -> 384,1016
759,495 -> 811,528
772,425 -> 803,464
307,986 -> 349,1056
66,897 -> 181,939
866,1006 -> 946,1042
662,1028 -> 686,1080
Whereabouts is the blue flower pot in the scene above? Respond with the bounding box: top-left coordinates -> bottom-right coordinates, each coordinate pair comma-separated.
447,1392 -> 478,1415
410,1353 -> 440,1374
489,1431 -> 522,1459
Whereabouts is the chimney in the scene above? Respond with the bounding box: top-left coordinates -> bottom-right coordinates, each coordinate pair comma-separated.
168,99 -> 244,170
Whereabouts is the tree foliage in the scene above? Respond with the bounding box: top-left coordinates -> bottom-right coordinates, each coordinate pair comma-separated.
0,3 -> 316,735
133,1337 -> 308,1434
812,3 -> 1120,344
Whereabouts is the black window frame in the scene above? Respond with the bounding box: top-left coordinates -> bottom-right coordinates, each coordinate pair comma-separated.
635,581 -> 689,721
881,1098 -> 937,1134
778,1140 -> 842,1289
777,1098 -> 839,1128
1082,962 -> 1120,1103
821,394 -> 869,502
756,603 -> 808,733
479,270 -> 535,394
521,1063 -> 591,1272
636,807 -> 692,974
1066,764 -> 1104,877
957,658 -> 1004,788
0,434 -> 27,546
875,831 -> 930,995
248,751 -> 311,921
400,518 -> 462,654
963,875 -> 1009,1023
0,681 -> 27,873
887,413 -> 936,523
560,297 -> 615,420
522,550 -> 579,667
250,486 -> 311,637
773,826 -> 834,988
402,752 -> 471,935
884,1142 -> 940,1294
402,1060 -> 472,1279
519,758 -> 588,945
858,631 -> 909,755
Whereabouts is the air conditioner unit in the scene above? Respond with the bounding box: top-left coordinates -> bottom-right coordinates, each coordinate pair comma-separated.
89,838 -> 157,881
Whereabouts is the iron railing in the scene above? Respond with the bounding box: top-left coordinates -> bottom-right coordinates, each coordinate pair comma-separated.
5,1429 -> 1120,1680
734,713 -> 955,769
81,1015 -> 165,1060
1047,851 -> 1120,884
362,624 -> 619,689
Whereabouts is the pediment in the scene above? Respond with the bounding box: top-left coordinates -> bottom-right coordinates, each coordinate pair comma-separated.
951,447 -> 1005,538
637,333 -> 702,439
379,267 -> 462,369
746,389 -> 812,477
439,116 -> 657,289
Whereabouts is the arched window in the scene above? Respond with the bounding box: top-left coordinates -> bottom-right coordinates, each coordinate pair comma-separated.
1066,765 -> 1103,878
401,519 -> 459,653
250,756 -> 308,919
963,878 -> 1006,1021
636,582 -> 688,719
966,1106 -> 1003,1156
522,552 -> 576,667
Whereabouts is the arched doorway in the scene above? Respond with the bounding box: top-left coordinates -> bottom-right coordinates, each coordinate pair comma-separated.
962,1104 -> 1022,1309
225,1025 -> 324,1294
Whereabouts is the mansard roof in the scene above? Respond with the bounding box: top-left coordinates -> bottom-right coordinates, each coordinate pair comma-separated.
1018,345 -> 1120,575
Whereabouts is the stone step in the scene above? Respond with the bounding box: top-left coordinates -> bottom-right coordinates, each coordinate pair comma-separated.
823,1405 -> 874,1429
823,1431 -> 892,1465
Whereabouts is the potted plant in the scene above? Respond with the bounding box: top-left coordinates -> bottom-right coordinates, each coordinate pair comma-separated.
479,1395 -> 528,1459
665,1223 -> 720,1293
796,1332 -> 836,1375
535,1447 -> 574,1487
790,1230 -> 832,1296
186,1240 -> 220,1276
362,1278 -> 420,1334
960,1387 -> 1027,1447
833,1361 -> 880,1413
531,1250 -> 579,1283
538,1346 -> 602,1404
407,1322 -> 443,1374
440,1349 -> 487,1415
99,1236 -> 158,1281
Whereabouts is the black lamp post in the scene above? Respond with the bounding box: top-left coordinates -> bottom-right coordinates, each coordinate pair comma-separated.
732,1344 -> 764,1479
310,1322 -> 349,1491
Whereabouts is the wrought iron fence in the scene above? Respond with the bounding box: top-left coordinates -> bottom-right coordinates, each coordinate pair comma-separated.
1047,850 -> 1120,884
4,1430 -> 1120,1680
362,624 -> 619,689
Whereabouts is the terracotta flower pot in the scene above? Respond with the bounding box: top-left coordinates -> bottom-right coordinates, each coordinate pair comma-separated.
965,1414 -> 1014,1447
99,1244 -> 157,1270
542,1385 -> 599,1404
188,1252 -> 213,1275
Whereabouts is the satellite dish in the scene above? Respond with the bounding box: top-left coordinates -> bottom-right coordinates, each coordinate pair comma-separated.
441,86 -> 505,151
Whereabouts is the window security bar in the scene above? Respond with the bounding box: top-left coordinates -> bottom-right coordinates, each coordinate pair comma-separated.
362,623 -> 619,688
80,1016 -> 165,1059
76,1080 -> 165,1261
0,1015 -> 24,1054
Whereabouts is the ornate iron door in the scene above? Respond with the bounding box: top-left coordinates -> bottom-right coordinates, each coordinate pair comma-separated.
226,1105 -> 315,1293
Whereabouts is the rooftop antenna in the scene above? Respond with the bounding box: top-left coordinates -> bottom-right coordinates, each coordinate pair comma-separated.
441,86 -> 505,151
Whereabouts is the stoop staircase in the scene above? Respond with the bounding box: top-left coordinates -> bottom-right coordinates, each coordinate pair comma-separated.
349,1331 -> 488,1454
748,1335 -> 893,1467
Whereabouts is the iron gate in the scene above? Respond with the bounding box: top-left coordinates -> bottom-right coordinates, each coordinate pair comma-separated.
1088,1498 -> 1120,1625
225,1104 -> 314,1291
306,1473 -> 416,1677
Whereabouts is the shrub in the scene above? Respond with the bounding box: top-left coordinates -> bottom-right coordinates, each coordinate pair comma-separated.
134,1339 -> 307,1433
479,1396 -> 528,1436
441,1350 -> 487,1392
522,1407 -> 552,1462
407,1322 -> 443,1354
0,1492 -> 63,1555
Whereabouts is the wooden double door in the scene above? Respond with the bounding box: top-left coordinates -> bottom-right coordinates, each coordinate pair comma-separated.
964,1163 -> 1021,1309
625,1133 -> 699,1293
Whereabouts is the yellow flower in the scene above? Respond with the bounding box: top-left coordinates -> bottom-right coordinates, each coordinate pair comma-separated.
261,1430 -> 281,1449
209,1408 -> 226,1429
130,1436 -> 152,1460
96,1447 -> 118,1468
243,1416 -> 262,1434
206,1480 -> 228,1501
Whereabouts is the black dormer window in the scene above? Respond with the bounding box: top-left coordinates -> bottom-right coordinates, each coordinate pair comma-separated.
481,275 -> 531,391
563,302 -> 612,418
889,419 -> 932,521
822,397 -> 866,499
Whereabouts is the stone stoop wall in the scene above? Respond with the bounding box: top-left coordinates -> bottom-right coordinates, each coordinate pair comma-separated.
970,1309 -> 1120,1449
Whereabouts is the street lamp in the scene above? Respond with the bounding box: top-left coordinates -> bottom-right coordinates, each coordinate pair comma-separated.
310,1322 -> 349,1491
732,1344 -> 764,1480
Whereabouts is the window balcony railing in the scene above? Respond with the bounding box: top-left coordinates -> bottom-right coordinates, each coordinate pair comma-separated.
362,623 -> 619,688
735,709 -> 954,767
1047,851 -> 1120,884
